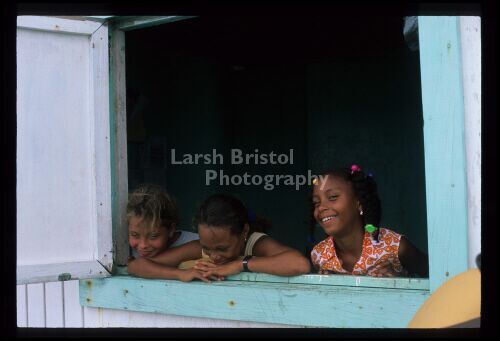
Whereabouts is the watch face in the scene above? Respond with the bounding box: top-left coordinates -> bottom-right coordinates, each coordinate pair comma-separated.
243,256 -> 252,272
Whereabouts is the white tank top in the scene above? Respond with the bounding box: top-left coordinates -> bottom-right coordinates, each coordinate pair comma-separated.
244,232 -> 268,256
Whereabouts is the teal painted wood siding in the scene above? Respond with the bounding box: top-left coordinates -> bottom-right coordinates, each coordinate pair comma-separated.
114,266 -> 429,290
232,273 -> 429,290
418,16 -> 469,292
81,276 -> 430,328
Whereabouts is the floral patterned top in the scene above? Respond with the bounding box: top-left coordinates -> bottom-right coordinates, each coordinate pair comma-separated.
310,228 -> 408,276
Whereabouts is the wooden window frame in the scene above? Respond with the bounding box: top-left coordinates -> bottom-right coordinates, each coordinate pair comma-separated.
79,16 -> 472,327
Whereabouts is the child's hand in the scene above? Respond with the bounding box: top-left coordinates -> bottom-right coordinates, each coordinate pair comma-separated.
194,260 -> 224,281
370,261 -> 400,277
177,268 -> 214,283
194,260 -> 242,279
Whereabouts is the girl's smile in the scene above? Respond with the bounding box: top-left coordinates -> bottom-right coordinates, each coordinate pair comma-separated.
137,250 -> 153,257
319,213 -> 338,226
312,176 -> 362,235
128,215 -> 172,258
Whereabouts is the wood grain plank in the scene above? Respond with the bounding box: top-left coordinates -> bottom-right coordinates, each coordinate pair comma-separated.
27,283 -> 45,327
418,16 -> 469,292
459,16 -> 482,269
81,276 -> 429,328
63,280 -> 83,327
16,284 -> 28,327
45,281 -> 64,327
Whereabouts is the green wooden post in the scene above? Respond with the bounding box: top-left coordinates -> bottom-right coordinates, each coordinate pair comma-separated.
418,16 -> 469,292
108,26 -> 118,269
108,24 -> 130,268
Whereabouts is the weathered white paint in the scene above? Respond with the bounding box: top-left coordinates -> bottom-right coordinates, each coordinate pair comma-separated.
16,284 -> 28,327
460,16 -> 481,269
27,283 -> 45,327
90,23 -> 113,272
17,261 -> 110,285
45,282 -> 64,327
17,26 -> 93,265
81,303 -> 102,327
16,16 -> 112,283
63,280 -> 84,327
17,15 -> 102,35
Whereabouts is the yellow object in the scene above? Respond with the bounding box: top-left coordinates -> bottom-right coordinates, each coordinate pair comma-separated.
408,269 -> 481,328
178,254 -> 212,270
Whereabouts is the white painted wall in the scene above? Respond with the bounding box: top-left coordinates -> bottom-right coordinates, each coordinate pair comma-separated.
459,16 -> 481,269
17,281 -> 83,327
16,27 -> 96,266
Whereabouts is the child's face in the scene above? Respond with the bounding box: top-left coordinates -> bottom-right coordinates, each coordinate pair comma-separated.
128,215 -> 172,258
312,176 -> 362,236
197,224 -> 246,265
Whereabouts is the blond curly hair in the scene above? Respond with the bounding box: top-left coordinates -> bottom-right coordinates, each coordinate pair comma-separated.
126,184 -> 179,231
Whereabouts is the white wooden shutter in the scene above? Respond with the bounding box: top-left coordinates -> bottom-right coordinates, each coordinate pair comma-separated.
16,16 -> 112,284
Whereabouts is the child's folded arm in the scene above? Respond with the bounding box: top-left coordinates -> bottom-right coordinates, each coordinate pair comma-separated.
127,257 -> 183,280
128,257 -> 211,282
250,237 -> 312,276
246,250 -> 312,276
145,240 -> 203,267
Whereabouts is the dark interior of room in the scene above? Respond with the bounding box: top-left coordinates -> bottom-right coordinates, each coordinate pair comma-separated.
125,14 -> 428,257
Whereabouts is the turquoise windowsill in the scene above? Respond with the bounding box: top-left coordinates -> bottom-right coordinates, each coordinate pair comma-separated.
80,268 -> 429,327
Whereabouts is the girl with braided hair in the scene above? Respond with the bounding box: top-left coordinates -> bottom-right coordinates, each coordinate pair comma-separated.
310,165 -> 428,277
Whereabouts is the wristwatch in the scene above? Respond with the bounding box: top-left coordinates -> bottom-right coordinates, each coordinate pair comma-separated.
242,255 -> 253,272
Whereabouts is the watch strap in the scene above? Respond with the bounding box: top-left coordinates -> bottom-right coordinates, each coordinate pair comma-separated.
242,255 -> 253,272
